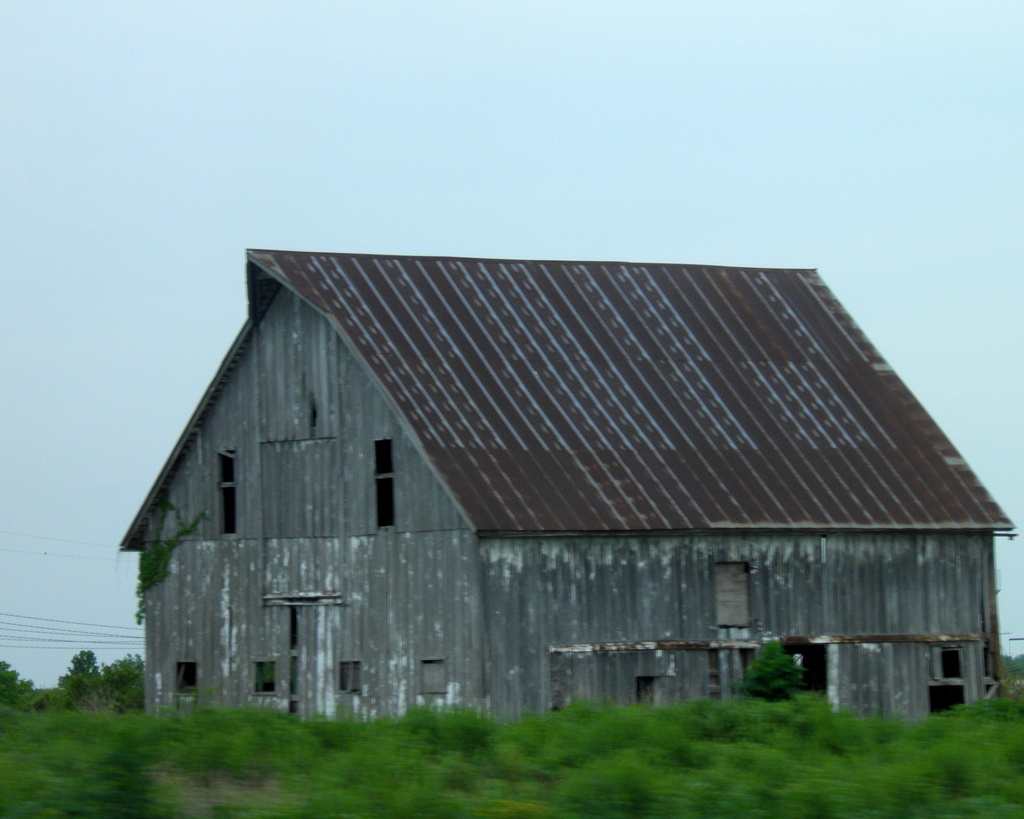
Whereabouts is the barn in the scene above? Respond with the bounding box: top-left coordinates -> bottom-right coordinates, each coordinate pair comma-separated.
122,250 -> 1013,719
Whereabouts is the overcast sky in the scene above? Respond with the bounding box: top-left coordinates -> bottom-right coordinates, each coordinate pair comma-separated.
2,2 -> 1021,686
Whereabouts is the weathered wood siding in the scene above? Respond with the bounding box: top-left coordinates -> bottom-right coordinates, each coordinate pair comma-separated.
142,286 -> 481,716
480,532 -> 995,719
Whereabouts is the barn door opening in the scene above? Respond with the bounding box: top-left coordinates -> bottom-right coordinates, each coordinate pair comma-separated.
785,644 -> 827,692
929,644 -> 965,713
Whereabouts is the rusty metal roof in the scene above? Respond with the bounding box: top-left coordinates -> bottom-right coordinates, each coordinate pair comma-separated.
248,250 -> 1011,532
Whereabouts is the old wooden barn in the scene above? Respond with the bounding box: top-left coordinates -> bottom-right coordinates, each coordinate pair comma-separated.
122,251 -> 1013,719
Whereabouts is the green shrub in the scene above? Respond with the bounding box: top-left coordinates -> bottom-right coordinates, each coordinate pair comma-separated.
737,641 -> 805,701
0,660 -> 33,710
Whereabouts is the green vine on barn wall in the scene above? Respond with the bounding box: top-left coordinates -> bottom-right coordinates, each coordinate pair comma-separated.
135,500 -> 206,624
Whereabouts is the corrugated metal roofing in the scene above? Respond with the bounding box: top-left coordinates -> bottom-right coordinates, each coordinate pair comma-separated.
248,250 -> 1012,532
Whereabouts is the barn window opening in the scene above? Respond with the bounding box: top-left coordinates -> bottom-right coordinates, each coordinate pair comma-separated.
289,606 -> 299,651
715,562 -> 750,627
309,394 -> 318,433
218,451 -> 237,535
941,647 -> 962,679
254,661 -> 276,693
635,676 -> 657,705
785,644 -> 827,692
374,439 -> 394,528
175,662 -> 197,693
340,661 -> 362,694
421,659 -> 446,694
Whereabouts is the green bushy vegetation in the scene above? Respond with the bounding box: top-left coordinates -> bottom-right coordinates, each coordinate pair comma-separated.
736,640 -> 804,701
0,651 -> 144,714
3,697 -> 1024,816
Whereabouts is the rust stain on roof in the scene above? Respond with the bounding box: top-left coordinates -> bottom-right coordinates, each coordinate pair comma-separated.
248,250 -> 1012,533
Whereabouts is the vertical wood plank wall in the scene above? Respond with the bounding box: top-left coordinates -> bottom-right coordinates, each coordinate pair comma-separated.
142,287 -> 481,717
480,532 -> 995,719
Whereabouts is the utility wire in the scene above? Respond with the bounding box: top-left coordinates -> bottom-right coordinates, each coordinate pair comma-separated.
0,545 -> 118,562
0,636 -> 143,645
0,624 -> 144,640
0,645 -> 143,650
0,529 -> 115,550
0,612 -> 142,631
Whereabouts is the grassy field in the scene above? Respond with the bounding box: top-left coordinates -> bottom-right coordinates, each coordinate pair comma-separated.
3,696 -> 1024,817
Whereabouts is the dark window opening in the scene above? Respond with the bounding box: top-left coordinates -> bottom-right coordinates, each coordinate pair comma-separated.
176,662 -> 197,693
374,439 -> 394,528
715,562 -> 750,627
421,659 -> 446,694
288,700 -> 298,714
340,661 -> 362,694
635,676 -> 656,705
219,451 -> 235,483
309,395 -> 318,433
218,451 -> 237,535
374,439 -> 393,474
929,684 -> 965,713
376,477 -> 394,528
941,647 -> 962,679
289,606 -> 299,651
785,645 -> 827,692
739,648 -> 756,672
254,661 -> 276,693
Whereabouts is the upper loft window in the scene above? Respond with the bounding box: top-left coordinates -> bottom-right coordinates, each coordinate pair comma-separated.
218,450 -> 237,535
374,439 -> 394,528
714,561 -> 751,627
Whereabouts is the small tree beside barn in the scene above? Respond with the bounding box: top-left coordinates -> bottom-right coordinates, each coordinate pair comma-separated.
122,251 -> 1013,719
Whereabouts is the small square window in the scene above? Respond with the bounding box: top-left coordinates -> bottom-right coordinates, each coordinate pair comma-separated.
941,647 -> 962,679
254,661 -> 276,693
421,659 -> 446,694
340,661 -> 362,694
176,661 -> 197,693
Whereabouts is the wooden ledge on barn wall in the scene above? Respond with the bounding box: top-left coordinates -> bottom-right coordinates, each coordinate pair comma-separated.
547,634 -> 984,655
262,592 -> 348,607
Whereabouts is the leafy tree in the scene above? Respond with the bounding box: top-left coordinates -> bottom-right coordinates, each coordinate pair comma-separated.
1003,654 -> 1024,677
1002,654 -> 1024,701
0,660 -> 33,710
53,651 -> 144,712
737,641 -> 805,701
57,650 -> 101,708
98,654 -> 144,712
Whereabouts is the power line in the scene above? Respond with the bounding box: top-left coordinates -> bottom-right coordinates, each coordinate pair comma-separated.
0,545 -> 118,563
0,647 -> 144,651
0,612 -> 142,631
0,529 -> 115,550
0,622 -> 144,639
0,637 -> 143,646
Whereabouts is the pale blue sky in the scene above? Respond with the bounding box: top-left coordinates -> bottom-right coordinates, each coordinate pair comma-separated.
1,1 -> 1021,685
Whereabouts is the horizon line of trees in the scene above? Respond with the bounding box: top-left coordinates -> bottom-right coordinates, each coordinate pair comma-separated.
0,650 -> 143,712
